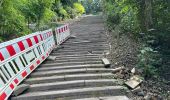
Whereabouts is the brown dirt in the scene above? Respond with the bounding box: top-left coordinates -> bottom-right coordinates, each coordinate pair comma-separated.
105,24 -> 170,100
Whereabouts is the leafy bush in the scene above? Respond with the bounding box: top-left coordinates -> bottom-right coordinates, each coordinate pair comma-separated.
103,0 -> 170,79
137,47 -> 160,78
65,6 -> 77,19
73,3 -> 85,15
58,8 -> 69,20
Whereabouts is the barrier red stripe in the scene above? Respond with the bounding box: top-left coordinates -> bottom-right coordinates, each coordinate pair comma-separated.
61,28 -> 63,32
33,36 -> 39,44
42,56 -> 45,60
10,83 -> 14,90
17,41 -> 25,51
26,38 -> 33,47
0,92 -> 7,100
40,34 -> 43,41
0,52 -> 4,61
30,65 -> 34,71
6,45 -> 16,56
14,79 -> 19,84
22,71 -> 27,78
36,60 -> 40,64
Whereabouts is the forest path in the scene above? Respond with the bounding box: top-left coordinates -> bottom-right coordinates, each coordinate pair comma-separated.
11,15 -> 129,100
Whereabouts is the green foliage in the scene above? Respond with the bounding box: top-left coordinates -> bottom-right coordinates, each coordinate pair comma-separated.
73,3 -> 85,15
65,6 -> 77,19
103,0 -> 140,33
137,47 -> 159,78
82,0 -> 102,14
58,8 -> 69,20
0,0 -> 86,41
103,0 -> 170,79
0,0 -> 29,41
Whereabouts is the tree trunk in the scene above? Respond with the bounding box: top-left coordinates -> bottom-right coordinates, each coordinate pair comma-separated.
144,0 -> 153,30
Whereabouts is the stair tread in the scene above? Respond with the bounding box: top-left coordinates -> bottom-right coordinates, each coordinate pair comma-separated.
12,86 -> 124,98
31,68 -> 113,76
30,79 -> 116,87
37,64 -> 104,71
74,96 -> 129,100
26,73 -> 113,82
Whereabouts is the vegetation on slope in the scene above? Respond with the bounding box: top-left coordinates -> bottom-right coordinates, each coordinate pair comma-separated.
0,0 -> 85,42
103,0 -> 170,98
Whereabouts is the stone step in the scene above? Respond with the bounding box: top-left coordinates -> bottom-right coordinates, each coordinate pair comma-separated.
51,51 -> 105,55
25,73 -> 114,84
52,56 -> 100,60
37,64 -> 104,71
41,61 -> 103,67
55,47 -> 109,50
62,42 -> 108,45
58,44 -> 109,47
11,86 -> 125,100
30,68 -> 113,78
53,49 -> 108,53
27,79 -> 117,92
48,54 -> 100,58
52,50 -> 103,56
75,96 -> 129,100
45,58 -> 101,63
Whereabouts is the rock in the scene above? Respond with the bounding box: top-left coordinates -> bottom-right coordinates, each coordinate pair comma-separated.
12,84 -> 30,96
131,68 -> 135,74
137,91 -> 145,96
47,56 -> 57,61
102,58 -> 111,68
144,94 -> 152,100
125,75 -> 143,89
131,86 -> 142,93
137,68 -> 144,74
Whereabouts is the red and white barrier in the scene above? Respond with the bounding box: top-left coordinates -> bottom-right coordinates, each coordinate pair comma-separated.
55,24 -> 70,45
0,29 -> 55,100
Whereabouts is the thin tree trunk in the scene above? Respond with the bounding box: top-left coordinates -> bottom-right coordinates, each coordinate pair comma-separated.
138,0 -> 146,32
145,0 -> 153,30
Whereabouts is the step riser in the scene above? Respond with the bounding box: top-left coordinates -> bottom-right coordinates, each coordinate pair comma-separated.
45,59 -> 101,63
53,48 -> 109,51
30,69 -> 112,78
11,88 -> 124,100
51,51 -> 104,53
41,61 -> 103,67
25,74 -> 113,84
46,56 -> 100,60
53,50 -> 108,53
75,96 -> 129,100
51,51 -> 105,55
63,43 -> 108,46
37,65 -> 104,71
54,45 -> 109,48
28,81 -> 116,92
48,54 -> 101,58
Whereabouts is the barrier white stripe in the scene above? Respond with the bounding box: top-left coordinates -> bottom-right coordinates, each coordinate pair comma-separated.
54,24 -> 70,45
0,24 -> 70,100
0,28 -> 56,100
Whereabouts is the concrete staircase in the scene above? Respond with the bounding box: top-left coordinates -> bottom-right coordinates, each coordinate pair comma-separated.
10,16 -> 129,100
